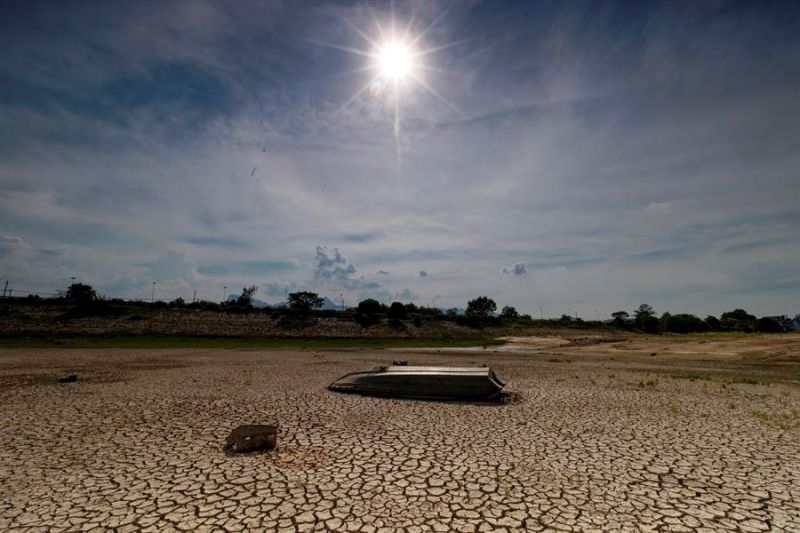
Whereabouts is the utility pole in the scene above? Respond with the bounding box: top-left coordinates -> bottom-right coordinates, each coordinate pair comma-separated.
223,286 -> 227,302
151,282 -> 156,303
2,280 -> 8,298
193,290 -> 197,303
340,293 -> 344,312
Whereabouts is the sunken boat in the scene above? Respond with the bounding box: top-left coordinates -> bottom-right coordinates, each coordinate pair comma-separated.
329,365 -> 506,401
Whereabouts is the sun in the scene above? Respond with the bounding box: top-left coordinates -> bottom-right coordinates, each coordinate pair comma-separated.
312,8 -> 460,161
312,11 -> 458,108
377,41 -> 413,81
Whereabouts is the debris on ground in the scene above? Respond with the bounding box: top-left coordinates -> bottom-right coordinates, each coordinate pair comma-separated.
224,424 -> 278,454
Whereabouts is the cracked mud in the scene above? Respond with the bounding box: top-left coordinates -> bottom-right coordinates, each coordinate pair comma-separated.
1,343 -> 799,532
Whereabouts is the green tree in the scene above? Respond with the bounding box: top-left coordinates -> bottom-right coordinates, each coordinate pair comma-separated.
357,298 -> 382,315
611,310 -> 630,328
705,315 -> 721,331
387,301 -> 408,320
287,291 -> 324,313
720,309 -> 757,332
662,313 -> 708,333
237,285 -> 259,308
658,312 -> 672,333
721,309 -> 756,321
466,296 -> 497,319
634,303 -> 659,333
500,305 -> 519,320
417,306 -> 443,318
65,283 -> 96,303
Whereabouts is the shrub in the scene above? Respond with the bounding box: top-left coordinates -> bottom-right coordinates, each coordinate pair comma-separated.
188,300 -> 222,312
278,314 -> 315,330
357,313 -> 380,328
456,315 -> 483,329
756,317 -> 784,333
416,306 -> 443,318
64,299 -> 124,319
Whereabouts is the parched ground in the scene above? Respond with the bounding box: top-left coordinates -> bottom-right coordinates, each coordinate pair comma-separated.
1,335 -> 799,532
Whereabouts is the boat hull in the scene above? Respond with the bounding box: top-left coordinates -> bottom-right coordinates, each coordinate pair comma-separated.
329,365 -> 506,401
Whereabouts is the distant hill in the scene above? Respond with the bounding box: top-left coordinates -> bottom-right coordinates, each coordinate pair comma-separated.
320,297 -> 341,310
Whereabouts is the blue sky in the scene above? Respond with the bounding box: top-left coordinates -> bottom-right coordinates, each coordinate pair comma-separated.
1,0 -> 799,317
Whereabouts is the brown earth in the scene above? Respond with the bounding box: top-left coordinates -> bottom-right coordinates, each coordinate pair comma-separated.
0,304 -> 482,338
1,334 -> 799,531
497,333 -> 800,362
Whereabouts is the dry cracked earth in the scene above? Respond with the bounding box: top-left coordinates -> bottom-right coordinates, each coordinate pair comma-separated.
1,341 -> 799,532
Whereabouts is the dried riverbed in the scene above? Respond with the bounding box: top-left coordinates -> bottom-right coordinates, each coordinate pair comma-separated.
1,340 -> 799,532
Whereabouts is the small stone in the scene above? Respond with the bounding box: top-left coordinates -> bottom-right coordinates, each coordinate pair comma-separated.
59,374 -> 78,383
223,424 -> 278,454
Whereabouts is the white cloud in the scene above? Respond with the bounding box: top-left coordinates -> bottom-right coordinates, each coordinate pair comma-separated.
313,246 -> 380,291
0,235 -> 24,246
646,201 -> 672,212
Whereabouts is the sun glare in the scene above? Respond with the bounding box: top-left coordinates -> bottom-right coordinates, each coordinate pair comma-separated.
315,11 -> 458,110
377,42 -> 412,81
315,9 -> 459,162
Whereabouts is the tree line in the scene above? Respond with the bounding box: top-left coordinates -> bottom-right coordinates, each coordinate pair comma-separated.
10,282 -> 795,334
611,304 -> 792,333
